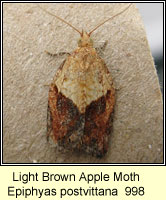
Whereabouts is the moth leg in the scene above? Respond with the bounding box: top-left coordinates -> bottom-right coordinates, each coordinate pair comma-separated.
95,40 -> 108,56
47,104 -> 53,141
115,87 -> 123,91
43,83 -> 50,87
45,50 -> 70,57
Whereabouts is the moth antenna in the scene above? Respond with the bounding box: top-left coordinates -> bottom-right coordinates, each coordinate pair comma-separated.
38,5 -> 82,35
88,3 -> 132,36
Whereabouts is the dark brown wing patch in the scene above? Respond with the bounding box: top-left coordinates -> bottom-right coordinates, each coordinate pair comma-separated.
83,88 -> 115,157
48,84 -> 85,148
48,82 -> 115,157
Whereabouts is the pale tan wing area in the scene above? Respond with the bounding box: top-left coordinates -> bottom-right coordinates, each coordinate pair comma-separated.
54,47 -> 114,113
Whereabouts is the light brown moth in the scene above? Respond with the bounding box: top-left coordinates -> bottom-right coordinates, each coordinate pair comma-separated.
39,4 -> 132,157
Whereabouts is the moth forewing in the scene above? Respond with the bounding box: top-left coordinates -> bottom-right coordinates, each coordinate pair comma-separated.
40,4 -> 132,157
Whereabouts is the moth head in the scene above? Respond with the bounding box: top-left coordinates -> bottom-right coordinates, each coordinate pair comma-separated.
39,4 -> 132,45
78,31 -> 93,47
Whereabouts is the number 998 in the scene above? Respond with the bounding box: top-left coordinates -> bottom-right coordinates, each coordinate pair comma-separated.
125,186 -> 144,196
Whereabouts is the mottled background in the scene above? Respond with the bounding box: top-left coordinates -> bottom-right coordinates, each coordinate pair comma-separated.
3,3 -> 163,163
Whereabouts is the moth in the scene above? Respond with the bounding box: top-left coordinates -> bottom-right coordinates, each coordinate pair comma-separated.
40,4 -> 132,157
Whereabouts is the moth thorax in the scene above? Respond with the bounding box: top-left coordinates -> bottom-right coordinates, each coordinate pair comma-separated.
78,31 -> 93,47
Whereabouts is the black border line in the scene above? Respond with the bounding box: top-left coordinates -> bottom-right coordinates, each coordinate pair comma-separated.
1,1 -> 165,166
